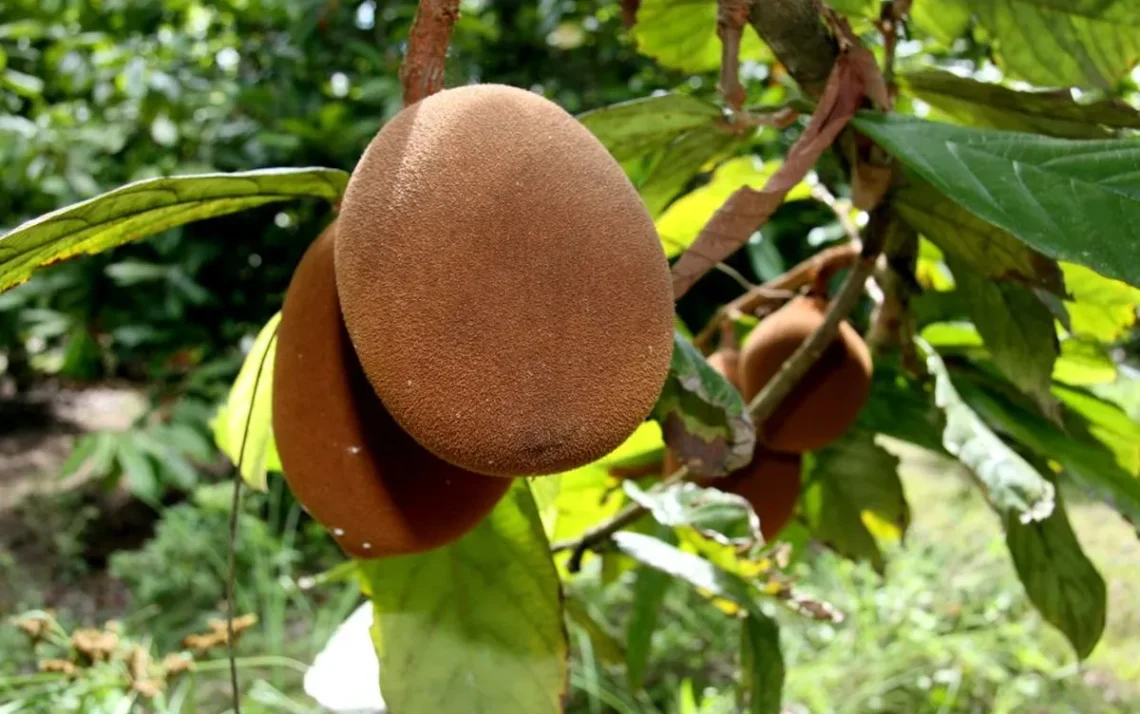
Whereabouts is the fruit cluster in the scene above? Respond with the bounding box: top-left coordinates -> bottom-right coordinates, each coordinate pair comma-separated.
272,84 -> 676,558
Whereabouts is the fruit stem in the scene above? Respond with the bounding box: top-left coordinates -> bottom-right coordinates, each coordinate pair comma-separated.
399,0 -> 461,107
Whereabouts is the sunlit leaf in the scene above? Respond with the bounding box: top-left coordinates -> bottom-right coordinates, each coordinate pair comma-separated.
1053,339 -> 1118,387
359,481 -> 568,714
910,0 -> 972,45
632,0 -> 772,73
577,93 -> 724,162
1005,493 -> 1106,659
856,113 -> 1140,288
639,124 -> 745,217
1053,384 -> 1140,476
0,168 -> 348,293
211,313 -> 282,491
1061,262 -> 1140,342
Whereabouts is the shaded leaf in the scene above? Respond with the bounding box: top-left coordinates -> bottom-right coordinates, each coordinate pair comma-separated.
577,93 -> 724,163
1054,384 -> 1140,476
639,124 -> 745,217
211,313 -> 282,491
1005,493 -> 1106,659
627,564 -> 672,691
971,0 -> 1140,90
855,358 -> 948,454
801,430 -> 907,572
656,156 -> 810,257
631,0 -> 772,73
564,596 -> 625,666
359,481 -> 568,714
921,341 -> 1056,522
0,168 -> 348,293
947,256 -> 1059,414
740,612 -> 784,714
653,332 -> 755,477
117,437 -> 159,505
899,69 -> 1140,138
955,370 -> 1140,526
855,112 -> 1140,288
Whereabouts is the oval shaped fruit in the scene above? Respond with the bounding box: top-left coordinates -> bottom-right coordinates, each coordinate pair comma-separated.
739,296 -> 871,453
706,346 -> 740,391
272,224 -> 511,558
335,84 -> 675,477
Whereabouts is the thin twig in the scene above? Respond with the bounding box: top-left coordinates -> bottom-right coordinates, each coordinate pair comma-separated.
226,323 -> 279,714
716,0 -> 753,112
399,0 -> 461,106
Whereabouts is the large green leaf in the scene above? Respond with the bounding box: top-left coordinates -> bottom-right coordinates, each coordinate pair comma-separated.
656,156 -> 812,258
1004,493 -> 1107,659
740,612 -> 785,714
947,256 -> 1059,413
971,0 -> 1140,89
631,0 -> 772,73
894,181 -> 1063,293
627,564 -> 673,691
855,359 -> 947,454
899,69 -> 1140,138
0,168 -> 348,293
577,93 -> 724,163
211,313 -> 282,491
359,481 -> 568,714
910,0 -> 973,45
955,371 -> 1140,526
856,112 -> 1140,288
921,341 -> 1056,522
639,124 -> 745,217
1062,262 -> 1140,341
1053,338 -> 1118,387
654,332 -> 755,478
1054,384 -> 1140,476
801,430 -> 908,572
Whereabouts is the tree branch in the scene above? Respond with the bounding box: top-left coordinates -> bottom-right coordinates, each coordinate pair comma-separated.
748,0 -> 838,100
399,0 -> 460,106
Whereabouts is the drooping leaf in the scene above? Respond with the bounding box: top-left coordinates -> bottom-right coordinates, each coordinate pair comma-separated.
0,168 -> 348,293
899,69 -> 1140,138
654,332 -> 755,478
611,531 -> 758,609
955,370 -> 1140,526
894,181 -> 1063,293
627,564 -> 673,691
359,481 -> 568,714
855,112 -> 1140,288
577,93 -> 724,163
656,156 -> 812,258
1062,262 -> 1140,342
800,430 -> 908,572
971,0 -> 1140,90
740,611 -> 785,714
211,313 -> 282,491
1004,493 -> 1107,659
639,124 -> 745,217
1053,384 -> 1140,476
921,341 -> 1056,523
947,257 -> 1059,414
631,0 -> 772,73
910,0 -> 972,45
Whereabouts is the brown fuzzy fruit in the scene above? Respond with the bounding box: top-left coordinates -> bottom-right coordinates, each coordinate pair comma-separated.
272,224 -> 511,558
664,449 -> 802,540
739,295 -> 871,453
706,346 -> 740,390
335,83 -> 674,478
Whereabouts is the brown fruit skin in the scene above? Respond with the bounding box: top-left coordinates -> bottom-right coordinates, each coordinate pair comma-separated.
335,84 -> 674,478
664,449 -> 802,540
739,296 -> 871,453
272,224 -> 511,559
706,347 -> 740,390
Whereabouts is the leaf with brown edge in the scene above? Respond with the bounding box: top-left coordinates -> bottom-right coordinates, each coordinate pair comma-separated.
670,48 -> 868,300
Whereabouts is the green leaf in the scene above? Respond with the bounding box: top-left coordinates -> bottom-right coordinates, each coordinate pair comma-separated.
577,93 -> 724,163
894,180 -> 1063,293
657,156 -> 812,258
947,256 -> 1059,414
211,313 -> 282,491
0,168 -> 348,293
801,431 -> 907,572
564,596 -> 625,666
921,341 -> 1057,522
1053,384 -> 1140,476
653,332 -> 756,478
631,0 -> 772,73
1062,262 -> 1140,341
611,531 -> 758,609
627,565 -> 672,691
740,612 -> 785,714
971,0 -> 1140,89
899,69 -> 1140,138
910,0 -> 972,45
955,370 -> 1140,526
623,480 -> 759,542
1004,493 -> 1106,659
854,358 -> 948,454
359,481 -> 568,714
2,68 -> 44,97
117,437 -> 159,505
855,112 -> 1140,288
639,124 -> 745,217
1053,338 -> 1118,386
